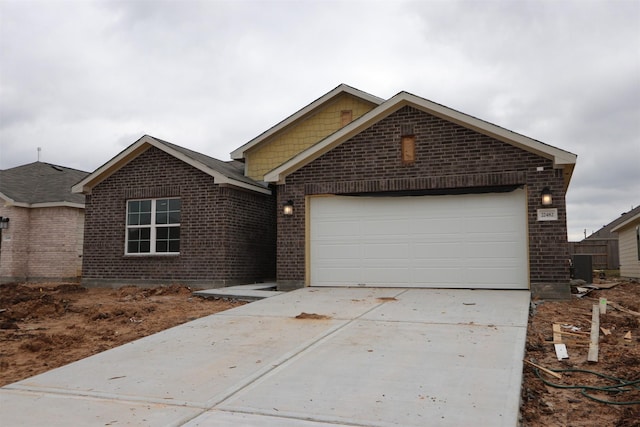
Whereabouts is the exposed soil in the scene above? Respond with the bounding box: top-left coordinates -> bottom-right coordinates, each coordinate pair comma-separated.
1,280 -> 638,426
521,280 -> 640,426
0,283 -> 244,387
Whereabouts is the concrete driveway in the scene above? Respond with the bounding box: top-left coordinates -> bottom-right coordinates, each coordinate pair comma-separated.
0,287 -> 530,426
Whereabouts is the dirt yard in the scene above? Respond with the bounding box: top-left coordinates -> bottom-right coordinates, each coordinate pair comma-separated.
520,279 -> 640,426
1,280 -> 638,425
0,283 -> 244,387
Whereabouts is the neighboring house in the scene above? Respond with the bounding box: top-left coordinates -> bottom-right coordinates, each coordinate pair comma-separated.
75,84 -> 577,297
611,210 -> 640,279
569,205 -> 640,270
72,137 -> 276,287
0,162 -> 89,283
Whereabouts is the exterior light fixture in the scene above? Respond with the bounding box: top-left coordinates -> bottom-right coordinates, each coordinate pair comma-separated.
541,187 -> 553,206
283,200 -> 294,216
0,217 -> 9,229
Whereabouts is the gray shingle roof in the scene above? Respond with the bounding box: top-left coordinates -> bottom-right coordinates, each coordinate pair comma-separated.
586,204 -> 640,240
0,162 -> 89,206
150,137 -> 263,188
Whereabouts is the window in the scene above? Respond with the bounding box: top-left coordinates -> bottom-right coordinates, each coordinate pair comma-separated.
126,198 -> 181,255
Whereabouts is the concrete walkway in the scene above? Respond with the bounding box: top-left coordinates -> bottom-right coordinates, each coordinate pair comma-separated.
0,287 -> 530,426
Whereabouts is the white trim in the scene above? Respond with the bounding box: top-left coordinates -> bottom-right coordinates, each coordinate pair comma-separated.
72,135 -> 271,195
125,197 -> 181,255
1,193 -> 84,209
265,92 -> 577,184
230,84 -> 383,160
611,212 -> 640,232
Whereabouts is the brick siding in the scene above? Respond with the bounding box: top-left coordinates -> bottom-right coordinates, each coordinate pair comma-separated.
81,147 -> 276,287
0,205 -> 84,282
277,105 -> 570,289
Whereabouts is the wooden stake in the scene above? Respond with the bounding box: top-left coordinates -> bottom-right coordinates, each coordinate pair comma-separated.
523,360 -> 563,380
587,304 -> 599,362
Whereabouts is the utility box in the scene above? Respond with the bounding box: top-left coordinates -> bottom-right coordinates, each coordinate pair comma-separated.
572,254 -> 593,284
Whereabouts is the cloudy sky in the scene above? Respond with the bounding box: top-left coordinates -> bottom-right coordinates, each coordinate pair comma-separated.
1,0 -> 638,241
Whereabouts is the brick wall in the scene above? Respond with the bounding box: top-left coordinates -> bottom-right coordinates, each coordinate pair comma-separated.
81,147 -> 276,287
0,205 -> 83,282
277,105 -> 570,289
0,206 -> 29,282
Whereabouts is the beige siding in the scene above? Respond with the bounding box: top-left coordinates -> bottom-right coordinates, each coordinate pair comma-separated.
0,205 -> 84,282
245,94 -> 377,180
617,222 -> 640,278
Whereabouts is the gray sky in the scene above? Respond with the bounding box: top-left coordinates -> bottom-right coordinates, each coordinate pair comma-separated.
1,0 -> 639,241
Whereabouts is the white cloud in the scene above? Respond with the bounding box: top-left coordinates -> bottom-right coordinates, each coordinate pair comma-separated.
1,0 -> 638,241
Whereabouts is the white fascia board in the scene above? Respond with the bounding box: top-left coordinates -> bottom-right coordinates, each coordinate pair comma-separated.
611,212 -> 640,232
0,192 -> 16,206
399,93 -> 577,168
265,92 -> 577,183
71,136 -> 153,194
0,194 -> 84,209
71,136 -> 271,196
230,84 -> 383,160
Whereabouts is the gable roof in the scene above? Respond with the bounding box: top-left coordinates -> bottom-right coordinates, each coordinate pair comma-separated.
264,91 -> 578,187
585,204 -> 640,240
0,162 -> 89,208
230,83 -> 384,160
610,205 -> 640,233
72,135 -> 271,195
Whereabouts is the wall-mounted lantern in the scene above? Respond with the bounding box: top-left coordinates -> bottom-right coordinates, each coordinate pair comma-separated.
0,217 -> 9,229
283,200 -> 294,216
541,187 -> 553,206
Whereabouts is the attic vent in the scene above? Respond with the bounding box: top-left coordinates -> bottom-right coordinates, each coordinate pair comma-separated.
51,165 -> 64,172
341,110 -> 353,127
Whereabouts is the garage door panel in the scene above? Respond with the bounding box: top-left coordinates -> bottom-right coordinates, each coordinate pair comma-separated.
362,243 -> 410,259
310,190 -> 528,289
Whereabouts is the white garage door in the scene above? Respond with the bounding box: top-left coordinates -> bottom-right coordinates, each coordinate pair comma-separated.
309,189 -> 528,289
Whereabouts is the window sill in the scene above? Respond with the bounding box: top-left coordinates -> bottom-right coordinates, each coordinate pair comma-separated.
123,253 -> 180,258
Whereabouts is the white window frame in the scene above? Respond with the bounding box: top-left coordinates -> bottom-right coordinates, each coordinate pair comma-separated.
125,198 -> 181,255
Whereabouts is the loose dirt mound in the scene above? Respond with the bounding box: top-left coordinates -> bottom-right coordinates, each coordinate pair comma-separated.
521,280 -> 640,426
0,283 -> 244,386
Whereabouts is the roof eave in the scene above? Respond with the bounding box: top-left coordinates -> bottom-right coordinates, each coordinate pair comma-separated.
72,135 -> 272,196
611,212 -> 640,232
265,92 -> 577,185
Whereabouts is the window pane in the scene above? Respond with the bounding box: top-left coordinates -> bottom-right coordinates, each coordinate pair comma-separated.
169,199 -> 181,210
139,213 -> 151,225
140,228 -> 150,239
169,227 -> 180,239
169,211 -> 180,223
128,200 -> 140,213
128,241 -> 139,253
140,241 -> 151,253
128,229 -> 140,240
156,212 -> 168,224
140,200 -> 151,212
128,213 -> 139,226
169,240 -> 180,252
156,199 -> 169,212
156,227 -> 169,239
156,241 -> 168,252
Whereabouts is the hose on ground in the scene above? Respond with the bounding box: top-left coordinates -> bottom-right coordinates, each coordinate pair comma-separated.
532,367 -> 640,405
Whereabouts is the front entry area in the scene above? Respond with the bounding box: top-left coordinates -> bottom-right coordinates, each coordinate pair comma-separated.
309,188 -> 529,289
